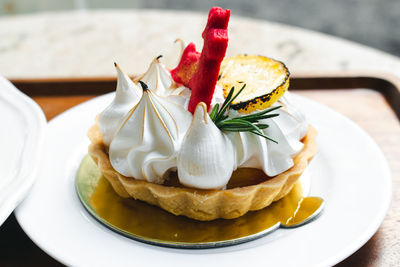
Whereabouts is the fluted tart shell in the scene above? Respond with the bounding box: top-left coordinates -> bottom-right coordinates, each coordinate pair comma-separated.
88,124 -> 317,221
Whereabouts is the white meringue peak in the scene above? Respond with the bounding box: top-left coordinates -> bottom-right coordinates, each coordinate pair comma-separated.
158,38 -> 186,69
139,57 -> 183,97
138,57 -> 191,108
177,103 -> 235,189
97,64 -> 142,146
109,88 -> 192,184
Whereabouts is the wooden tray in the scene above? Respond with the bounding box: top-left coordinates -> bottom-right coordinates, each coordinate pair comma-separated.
1,74 -> 399,266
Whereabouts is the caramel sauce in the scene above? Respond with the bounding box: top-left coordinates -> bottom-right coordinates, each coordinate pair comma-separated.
89,175 -> 323,243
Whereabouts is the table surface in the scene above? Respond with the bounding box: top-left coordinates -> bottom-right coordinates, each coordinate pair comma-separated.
1,9 -> 400,79
1,9 -> 400,266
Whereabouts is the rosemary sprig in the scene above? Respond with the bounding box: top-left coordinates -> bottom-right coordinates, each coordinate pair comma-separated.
210,84 -> 281,143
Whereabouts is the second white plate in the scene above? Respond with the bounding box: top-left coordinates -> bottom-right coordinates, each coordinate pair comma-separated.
15,93 -> 391,267
0,76 -> 46,226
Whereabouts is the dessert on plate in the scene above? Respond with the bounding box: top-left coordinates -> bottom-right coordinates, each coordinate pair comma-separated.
88,7 -> 317,221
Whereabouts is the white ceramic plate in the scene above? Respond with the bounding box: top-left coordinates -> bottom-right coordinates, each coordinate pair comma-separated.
15,93 -> 391,267
0,76 -> 46,226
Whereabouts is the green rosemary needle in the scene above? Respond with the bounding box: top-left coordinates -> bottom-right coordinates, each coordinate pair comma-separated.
210,84 -> 281,143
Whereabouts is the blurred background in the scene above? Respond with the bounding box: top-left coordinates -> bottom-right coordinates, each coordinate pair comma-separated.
0,0 -> 399,57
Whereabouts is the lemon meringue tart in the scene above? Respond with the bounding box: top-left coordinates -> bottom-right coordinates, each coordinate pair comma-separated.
87,7 -> 317,221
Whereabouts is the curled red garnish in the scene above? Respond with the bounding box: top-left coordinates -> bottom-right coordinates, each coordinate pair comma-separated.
170,43 -> 200,86
170,7 -> 230,113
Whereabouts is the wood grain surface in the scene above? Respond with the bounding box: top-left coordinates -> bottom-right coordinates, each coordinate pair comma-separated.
1,76 -> 399,266
296,89 -> 400,266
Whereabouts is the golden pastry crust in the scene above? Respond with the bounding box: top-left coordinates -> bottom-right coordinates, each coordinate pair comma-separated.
88,125 -> 317,221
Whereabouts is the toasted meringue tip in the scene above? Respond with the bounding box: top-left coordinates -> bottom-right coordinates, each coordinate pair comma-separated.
174,38 -> 185,46
195,102 -> 208,112
174,38 -> 186,56
138,80 -> 149,91
194,102 -> 209,123
156,55 -> 163,61
114,64 -> 126,81
114,63 -> 123,73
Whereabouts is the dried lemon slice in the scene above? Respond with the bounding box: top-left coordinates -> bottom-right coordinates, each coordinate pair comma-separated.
218,55 -> 289,113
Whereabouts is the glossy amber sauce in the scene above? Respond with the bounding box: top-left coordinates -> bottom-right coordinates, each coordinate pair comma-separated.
89,174 -> 323,243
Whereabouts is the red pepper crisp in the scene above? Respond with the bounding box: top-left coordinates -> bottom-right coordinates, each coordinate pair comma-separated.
170,7 -> 230,113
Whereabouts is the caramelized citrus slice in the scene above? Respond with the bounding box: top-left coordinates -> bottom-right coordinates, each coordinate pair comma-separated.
218,55 -> 289,113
